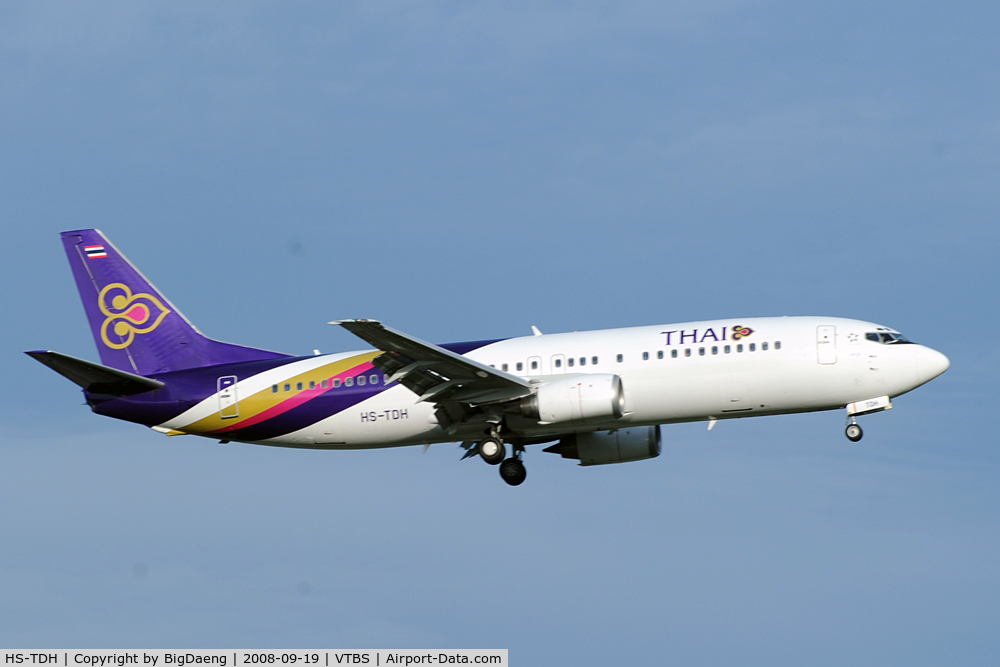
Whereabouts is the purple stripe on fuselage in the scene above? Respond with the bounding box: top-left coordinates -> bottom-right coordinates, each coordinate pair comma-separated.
86,338 -> 508,437
223,340 -> 509,441
88,356 -> 303,425
222,382 -> 382,441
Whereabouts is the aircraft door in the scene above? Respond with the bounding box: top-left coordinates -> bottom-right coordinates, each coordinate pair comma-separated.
218,375 -> 239,418
816,326 -> 837,365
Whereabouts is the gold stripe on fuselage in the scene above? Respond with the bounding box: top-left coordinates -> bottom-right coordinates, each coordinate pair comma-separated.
179,352 -> 380,434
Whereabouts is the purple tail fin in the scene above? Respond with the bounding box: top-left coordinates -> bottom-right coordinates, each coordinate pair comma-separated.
61,229 -> 289,375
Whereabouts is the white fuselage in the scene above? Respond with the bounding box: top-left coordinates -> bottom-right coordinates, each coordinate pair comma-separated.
260,316 -> 948,448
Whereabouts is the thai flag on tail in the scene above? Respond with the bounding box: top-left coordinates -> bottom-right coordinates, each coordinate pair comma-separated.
84,244 -> 107,259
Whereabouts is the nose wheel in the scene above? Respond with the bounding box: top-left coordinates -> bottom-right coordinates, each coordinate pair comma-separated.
845,416 -> 863,442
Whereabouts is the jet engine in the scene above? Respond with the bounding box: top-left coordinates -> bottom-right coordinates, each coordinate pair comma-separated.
520,374 -> 625,424
544,425 -> 661,466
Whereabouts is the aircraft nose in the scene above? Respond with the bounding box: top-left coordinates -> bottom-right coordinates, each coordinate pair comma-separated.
915,345 -> 950,383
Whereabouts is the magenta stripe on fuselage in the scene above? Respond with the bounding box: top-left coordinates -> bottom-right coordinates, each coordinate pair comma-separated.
210,361 -> 376,434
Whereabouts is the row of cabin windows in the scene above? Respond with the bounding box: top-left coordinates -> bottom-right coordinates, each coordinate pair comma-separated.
646,341 -> 781,359
550,356 -> 601,370
490,341 -> 783,373
267,341 -> 787,393
499,356 -> 602,373
268,340 -> 787,394
271,373 -> 382,393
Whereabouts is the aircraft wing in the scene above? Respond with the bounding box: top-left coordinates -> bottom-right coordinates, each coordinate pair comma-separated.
330,320 -> 532,406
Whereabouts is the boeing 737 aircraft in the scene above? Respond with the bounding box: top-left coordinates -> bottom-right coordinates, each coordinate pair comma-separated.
28,230 -> 950,485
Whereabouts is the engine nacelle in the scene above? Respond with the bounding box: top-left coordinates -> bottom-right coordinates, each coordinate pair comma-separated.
520,374 -> 625,424
544,426 -> 661,466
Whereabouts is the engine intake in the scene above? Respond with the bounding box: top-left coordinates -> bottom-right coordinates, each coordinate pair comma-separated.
544,426 -> 661,466
520,374 -> 625,424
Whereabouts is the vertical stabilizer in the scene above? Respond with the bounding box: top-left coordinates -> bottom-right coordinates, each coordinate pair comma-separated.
61,229 -> 288,375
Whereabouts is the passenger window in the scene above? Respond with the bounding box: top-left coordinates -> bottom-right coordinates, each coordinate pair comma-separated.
333,378 -> 341,388
554,358 -> 562,368
642,352 -> 649,360
580,357 -> 586,366
685,349 -> 691,357
296,382 -> 303,391
568,358 -> 574,367
724,345 -> 730,354
502,363 -> 508,372
517,362 -> 523,371
657,350 -> 664,359
272,384 -> 279,393
775,341 -> 781,350
357,375 -> 366,386
671,350 -> 678,358
737,344 -> 743,353
321,379 -> 328,389
712,346 -> 718,355
346,377 -> 354,387
284,383 -> 291,392
309,380 -> 316,390
592,356 -> 599,365
531,360 -> 538,370
370,374 -> 378,384
699,347 -> 705,356
616,354 -> 623,363
749,343 -> 756,352
762,342 -> 769,351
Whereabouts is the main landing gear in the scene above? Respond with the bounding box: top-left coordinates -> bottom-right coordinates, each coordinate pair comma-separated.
476,434 -> 527,486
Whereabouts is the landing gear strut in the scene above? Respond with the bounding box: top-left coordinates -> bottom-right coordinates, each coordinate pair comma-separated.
845,416 -> 863,442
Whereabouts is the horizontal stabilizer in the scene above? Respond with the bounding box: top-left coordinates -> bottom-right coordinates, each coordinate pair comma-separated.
26,350 -> 165,396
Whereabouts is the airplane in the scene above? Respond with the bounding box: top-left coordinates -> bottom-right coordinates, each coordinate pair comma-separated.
27,229 -> 950,486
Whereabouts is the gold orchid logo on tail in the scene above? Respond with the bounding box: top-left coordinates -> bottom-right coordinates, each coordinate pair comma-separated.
98,283 -> 171,349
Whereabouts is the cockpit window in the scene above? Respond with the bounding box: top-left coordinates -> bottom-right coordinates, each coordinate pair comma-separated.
866,332 -> 913,344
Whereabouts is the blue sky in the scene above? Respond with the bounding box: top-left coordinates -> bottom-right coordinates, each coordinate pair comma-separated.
1,1 -> 998,663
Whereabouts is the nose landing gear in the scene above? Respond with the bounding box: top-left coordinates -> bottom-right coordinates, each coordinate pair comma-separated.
844,396 -> 892,442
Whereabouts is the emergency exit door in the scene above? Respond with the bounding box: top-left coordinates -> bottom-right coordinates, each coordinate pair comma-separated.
816,326 -> 837,365
218,375 -> 239,418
